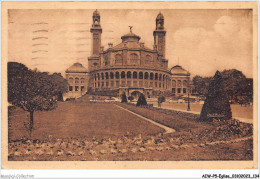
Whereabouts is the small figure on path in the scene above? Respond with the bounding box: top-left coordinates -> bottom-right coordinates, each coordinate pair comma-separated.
157,96 -> 165,108
158,97 -> 161,108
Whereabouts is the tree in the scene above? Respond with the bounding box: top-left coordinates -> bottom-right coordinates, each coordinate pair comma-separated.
121,92 -> 128,103
192,75 -> 211,96
244,78 -> 253,103
8,62 -> 68,137
200,71 -> 232,121
49,73 -> 68,101
221,69 -> 248,104
157,96 -> 165,108
136,93 -> 147,106
192,69 -> 252,105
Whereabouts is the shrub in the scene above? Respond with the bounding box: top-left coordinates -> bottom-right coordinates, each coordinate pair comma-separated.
121,92 -> 128,103
200,71 -> 232,121
136,93 -> 147,106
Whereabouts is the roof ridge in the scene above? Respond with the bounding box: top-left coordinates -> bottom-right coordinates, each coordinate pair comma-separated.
66,63 -> 88,73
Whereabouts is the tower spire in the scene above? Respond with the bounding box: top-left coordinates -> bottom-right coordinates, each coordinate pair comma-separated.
88,9 -> 102,72
153,12 -> 166,59
90,9 -> 102,56
92,9 -> 101,27
156,12 -> 164,30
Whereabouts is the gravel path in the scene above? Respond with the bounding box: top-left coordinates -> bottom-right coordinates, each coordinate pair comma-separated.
115,104 -> 176,134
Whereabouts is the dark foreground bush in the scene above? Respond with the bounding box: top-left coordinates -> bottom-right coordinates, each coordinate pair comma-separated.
200,71 -> 232,121
136,94 -> 147,106
121,93 -> 128,103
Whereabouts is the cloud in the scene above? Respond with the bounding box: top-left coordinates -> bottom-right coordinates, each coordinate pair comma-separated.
170,15 -> 252,77
214,16 -> 239,38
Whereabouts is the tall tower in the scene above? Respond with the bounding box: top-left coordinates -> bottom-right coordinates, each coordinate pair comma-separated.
153,12 -> 166,59
90,9 -> 102,56
88,9 -> 102,72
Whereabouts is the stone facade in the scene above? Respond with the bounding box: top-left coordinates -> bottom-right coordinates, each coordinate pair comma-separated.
67,10 -> 190,98
65,63 -> 88,99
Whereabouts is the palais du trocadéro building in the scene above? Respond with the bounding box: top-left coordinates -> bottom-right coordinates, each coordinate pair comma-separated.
66,10 -> 190,98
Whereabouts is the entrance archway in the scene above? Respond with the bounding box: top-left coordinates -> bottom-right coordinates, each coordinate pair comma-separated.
131,91 -> 143,98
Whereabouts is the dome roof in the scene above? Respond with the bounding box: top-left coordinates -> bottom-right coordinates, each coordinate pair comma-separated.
121,32 -> 141,42
93,9 -> 100,17
170,65 -> 189,75
156,12 -> 164,20
112,41 -> 150,51
66,63 -> 88,73
104,29 -> 152,51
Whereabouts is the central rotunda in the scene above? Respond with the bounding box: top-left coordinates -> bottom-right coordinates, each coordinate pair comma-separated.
66,10 -> 190,98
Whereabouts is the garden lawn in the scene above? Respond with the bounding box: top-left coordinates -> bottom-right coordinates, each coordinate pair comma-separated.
117,103 -> 253,143
151,102 -> 253,120
8,101 -> 164,141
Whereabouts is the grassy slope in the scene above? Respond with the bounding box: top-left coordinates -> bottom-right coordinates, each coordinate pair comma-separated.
8,101 -> 164,141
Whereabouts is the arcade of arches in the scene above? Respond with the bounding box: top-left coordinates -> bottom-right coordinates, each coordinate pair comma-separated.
90,70 -> 189,96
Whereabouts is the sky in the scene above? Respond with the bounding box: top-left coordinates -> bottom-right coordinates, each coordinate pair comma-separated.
8,9 -> 253,78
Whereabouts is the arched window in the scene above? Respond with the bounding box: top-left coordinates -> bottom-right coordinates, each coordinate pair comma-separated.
115,72 -> 119,79
101,73 -> 104,80
150,73 -> 154,80
69,77 -> 73,84
172,80 -> 176,87
110,72 -> 114,79
105,72 -> 109,80
183,80 -> 188,87
97,73 -> 100,80
178,80 -> 182,87
94,75 -> 96,81
155,73 -> 158,80
75,78 -> 79,84
121,71 -> 125,79
139,72 -> 143,79
144,72 -> 149,79
163,75 -> 165,81
80,78 -> 85,84
130,53 -> 138,64
115,54 -> 123,65
104,56 -> 109,66
145,55 -> 153,65
159,74 -> 162,81
133,71 -> 137,79
127,71 -> 131,79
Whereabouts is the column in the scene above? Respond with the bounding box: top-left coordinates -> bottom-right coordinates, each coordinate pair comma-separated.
119,71 -> 121,87
131,71 -> 133,87
137,71 -> 139,88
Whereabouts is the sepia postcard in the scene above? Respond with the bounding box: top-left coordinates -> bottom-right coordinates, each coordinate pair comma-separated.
1,1 -> 258,169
